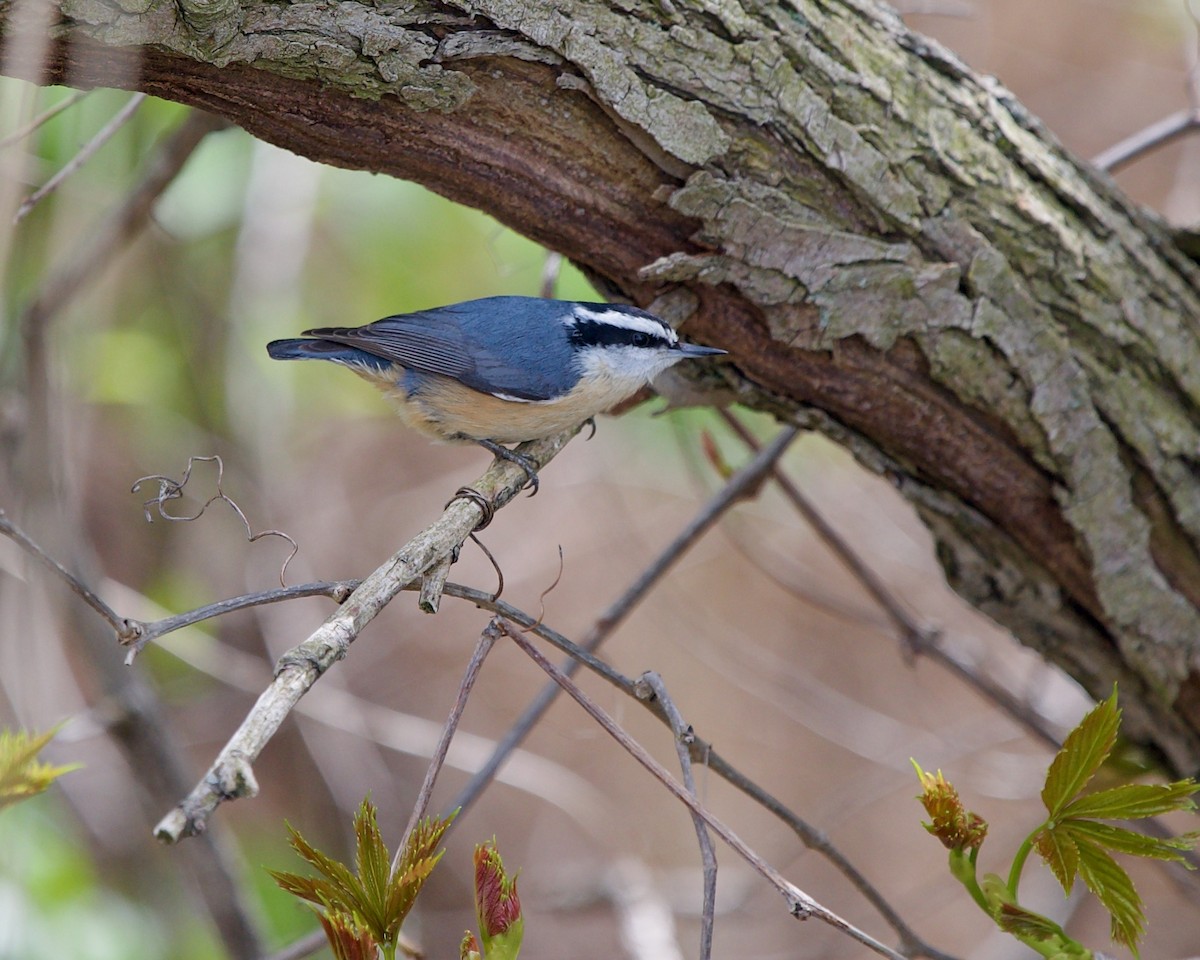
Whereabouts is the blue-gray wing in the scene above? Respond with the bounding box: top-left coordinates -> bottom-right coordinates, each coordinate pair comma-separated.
303,297 -> 578,401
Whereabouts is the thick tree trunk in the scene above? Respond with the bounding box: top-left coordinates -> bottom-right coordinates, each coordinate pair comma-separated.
8,0 -> 1200,774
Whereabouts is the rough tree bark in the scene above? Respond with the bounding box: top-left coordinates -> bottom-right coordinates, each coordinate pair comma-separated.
6,0 -> 1200,775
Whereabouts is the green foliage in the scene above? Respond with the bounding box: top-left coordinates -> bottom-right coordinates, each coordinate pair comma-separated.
915,685 -> 1199,958
270,798 -> 455,960
0,725 -> 79,810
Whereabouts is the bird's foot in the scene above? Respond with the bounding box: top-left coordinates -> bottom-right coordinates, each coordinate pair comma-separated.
474,438 -> 540,496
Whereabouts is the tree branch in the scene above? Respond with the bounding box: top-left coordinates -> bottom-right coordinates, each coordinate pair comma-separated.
153,430 -> 577,842
499,620 -> 909,960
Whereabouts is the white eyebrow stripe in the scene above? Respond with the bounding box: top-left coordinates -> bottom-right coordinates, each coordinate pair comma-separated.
568,306 -> 678,343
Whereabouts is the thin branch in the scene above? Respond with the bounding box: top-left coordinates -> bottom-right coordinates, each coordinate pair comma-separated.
0,89 -> 88,151
153,428 -> 578,843
498,620 -> 908,960
635,671 -> 716,960
0,508 -> 132,638
15,92 -> 146,222
893,0 -> 974,15
143,605 -> 607,821
20,108 -> 227,331
125,580 -> 360,662
720,409 -> 933,656
1092,108 -> 1200,173
393,622 -> 497,873
447,425 -> 800,816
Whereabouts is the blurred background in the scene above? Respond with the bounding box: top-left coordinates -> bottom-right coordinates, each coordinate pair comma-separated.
1,1 -> 1199,958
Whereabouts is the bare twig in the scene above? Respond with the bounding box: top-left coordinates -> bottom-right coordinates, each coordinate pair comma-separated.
1094,5 -> 1200,173
153,429 -> 578,842
635,671 -> 716,960
125,580 -> 360,661
19,108 -> 227,331
2,501 -> 954,958
0,89 -> 89,151
1092,109 -> 1200,173
15,92 -> 147,222
720,410 -> 934,657
893,0 -> 974,15
498,620 -> 908,960
0,508 -> 133,639
447,425 -> 801,815
393,623 -> 497,872
131,454 -> 299,589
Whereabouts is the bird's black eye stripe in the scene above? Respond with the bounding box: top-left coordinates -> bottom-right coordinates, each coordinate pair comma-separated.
568,318 -> 669,349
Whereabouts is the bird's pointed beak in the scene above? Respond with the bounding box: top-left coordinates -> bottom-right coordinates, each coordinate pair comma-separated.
677,342 -> 727,357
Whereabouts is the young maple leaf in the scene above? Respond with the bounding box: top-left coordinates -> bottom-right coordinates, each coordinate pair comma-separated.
1032,687 -> 1199,954
270,798 -> 455,958
0,726 -> 80,811
473,838 -> 523,960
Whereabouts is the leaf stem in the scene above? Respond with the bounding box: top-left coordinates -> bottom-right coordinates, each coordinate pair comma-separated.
948,848 -> 989,913
1007,831 -> 1039,897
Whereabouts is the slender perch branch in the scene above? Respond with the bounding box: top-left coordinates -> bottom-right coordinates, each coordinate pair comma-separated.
635,671 -> 717,960
153,430 -> 576,843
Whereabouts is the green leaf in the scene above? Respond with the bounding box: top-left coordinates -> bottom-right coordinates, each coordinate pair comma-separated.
0,725 -> 80,810
1059,781 -> 1199,821
1041,687 -> 1120,818
1034,826 -> 1079,894
268,869 -> 338,907
1074,839 -> 1145,954
1066,820 -> 1198,865
351,800 -> 393,939
284,823 -> 364,911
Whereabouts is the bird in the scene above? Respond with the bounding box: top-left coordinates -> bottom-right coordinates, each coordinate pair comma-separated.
266,296 -> 726,494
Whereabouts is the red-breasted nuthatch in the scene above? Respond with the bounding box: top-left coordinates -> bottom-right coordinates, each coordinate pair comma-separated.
266,296 -> 726,491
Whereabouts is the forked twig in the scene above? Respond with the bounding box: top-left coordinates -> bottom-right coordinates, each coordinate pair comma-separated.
497,620 -> 907,960
1092,4 -> 1200,172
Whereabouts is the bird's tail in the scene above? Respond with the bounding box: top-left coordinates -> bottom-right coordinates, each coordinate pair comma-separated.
266,338 -> 388,371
